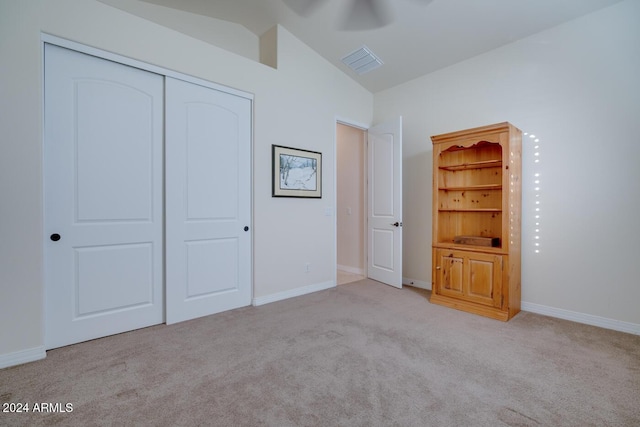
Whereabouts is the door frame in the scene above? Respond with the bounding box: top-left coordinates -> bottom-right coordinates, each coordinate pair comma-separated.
41,34 -> 255,335
334,117 -> 370,285
41,34 -> 254,101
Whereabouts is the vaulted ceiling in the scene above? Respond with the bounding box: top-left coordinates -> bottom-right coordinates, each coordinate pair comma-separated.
125,0 -> 622,92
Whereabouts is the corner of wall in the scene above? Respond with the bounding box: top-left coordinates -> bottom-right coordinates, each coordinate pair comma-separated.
259,25 -> 278,69
0,346 -> 46,370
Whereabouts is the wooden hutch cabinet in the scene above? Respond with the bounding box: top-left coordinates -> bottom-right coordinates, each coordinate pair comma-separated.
430,122 -> 522,321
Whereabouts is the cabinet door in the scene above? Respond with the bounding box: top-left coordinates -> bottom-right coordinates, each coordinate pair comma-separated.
435,250 -> 464,299
434,249 -> 502,308
465,252 -> 502,308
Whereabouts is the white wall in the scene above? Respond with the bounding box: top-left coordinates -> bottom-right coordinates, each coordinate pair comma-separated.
0,0 -> 372,366
97,0 -> 260,62
374,0 -> 640,327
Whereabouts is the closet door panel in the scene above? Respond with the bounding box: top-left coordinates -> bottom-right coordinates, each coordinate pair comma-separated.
44,44 -> 164,349
165,77 -> 252,324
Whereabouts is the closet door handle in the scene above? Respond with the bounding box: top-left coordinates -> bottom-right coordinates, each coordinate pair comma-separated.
50,233 -> 61,242
244,226 -> 249,232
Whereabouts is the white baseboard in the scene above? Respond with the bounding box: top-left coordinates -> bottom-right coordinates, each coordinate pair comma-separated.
337,265 -> 365,275
403,277 -> 432,290
521,301 -> 640,335
253,280 -> 335,306
396,280 -> 638,335
0,346 -> 46,370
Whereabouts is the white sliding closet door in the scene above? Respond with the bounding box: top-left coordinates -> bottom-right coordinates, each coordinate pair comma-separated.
165,77 -> 252,324
44,44 -> 164,349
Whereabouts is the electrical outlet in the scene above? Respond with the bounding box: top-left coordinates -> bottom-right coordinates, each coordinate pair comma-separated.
305,263 -> 311,273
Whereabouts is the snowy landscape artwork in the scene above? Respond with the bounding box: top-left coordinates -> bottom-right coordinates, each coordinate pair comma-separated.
280,154 -> 316,190
272,145 -> 322,198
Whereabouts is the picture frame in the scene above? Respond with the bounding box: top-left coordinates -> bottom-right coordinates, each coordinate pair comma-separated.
272,145 -> 322,198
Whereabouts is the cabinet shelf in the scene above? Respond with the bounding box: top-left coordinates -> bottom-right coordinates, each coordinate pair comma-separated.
439,159 -> 502,171
434,242 -> 505,254
439,184 -> 502,191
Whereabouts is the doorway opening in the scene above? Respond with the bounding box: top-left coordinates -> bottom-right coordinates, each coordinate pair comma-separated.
336,122 -> 366,285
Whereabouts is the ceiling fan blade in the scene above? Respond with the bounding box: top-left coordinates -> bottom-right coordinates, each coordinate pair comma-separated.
282,0 -> 328,16
339,0 -> 393,31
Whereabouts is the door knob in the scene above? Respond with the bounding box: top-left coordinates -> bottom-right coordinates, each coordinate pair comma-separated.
244,226 -> 249,232
391,222 -> 402,227
50,233 -> 61,242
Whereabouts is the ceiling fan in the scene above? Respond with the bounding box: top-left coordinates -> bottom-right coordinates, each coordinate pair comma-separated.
283,0 -> 432,31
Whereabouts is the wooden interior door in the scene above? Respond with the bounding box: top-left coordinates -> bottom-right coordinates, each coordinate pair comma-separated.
44,44 -> 164,349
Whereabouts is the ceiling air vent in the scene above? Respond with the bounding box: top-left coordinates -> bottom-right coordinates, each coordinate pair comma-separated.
341,45 -> 383,75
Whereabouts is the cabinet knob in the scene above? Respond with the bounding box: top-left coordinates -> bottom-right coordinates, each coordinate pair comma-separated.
436,266 -> 441,270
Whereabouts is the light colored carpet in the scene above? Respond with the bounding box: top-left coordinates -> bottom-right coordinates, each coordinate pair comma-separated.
1,279 -> 639,426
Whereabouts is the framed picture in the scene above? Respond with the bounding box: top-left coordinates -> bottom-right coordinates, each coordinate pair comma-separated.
272,145 -> 322,198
